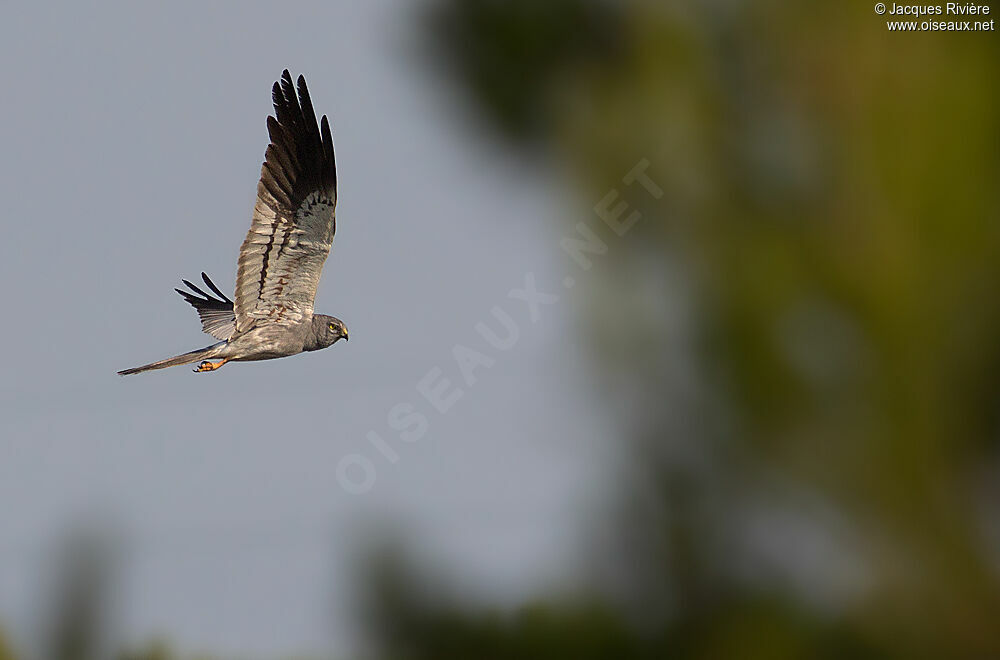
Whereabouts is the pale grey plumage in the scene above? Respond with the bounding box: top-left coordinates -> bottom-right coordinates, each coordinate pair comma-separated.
119,71 -> 347,376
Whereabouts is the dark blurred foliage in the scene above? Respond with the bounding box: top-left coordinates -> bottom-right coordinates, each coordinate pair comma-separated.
0,629 -> 13,660
119,641 -> 176,660
363,0 -> 1000,658
423,0 -> 626,146
42,530 -> 117,660
360,547 -> 882,660
359,547 -> 643,660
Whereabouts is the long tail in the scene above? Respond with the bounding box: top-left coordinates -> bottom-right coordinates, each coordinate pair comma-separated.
118,343 -> 225,376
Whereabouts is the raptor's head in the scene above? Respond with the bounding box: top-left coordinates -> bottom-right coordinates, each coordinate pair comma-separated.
309,314 -> 349,350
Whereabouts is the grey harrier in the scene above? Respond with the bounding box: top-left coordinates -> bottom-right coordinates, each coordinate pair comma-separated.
119,71 -> 347,376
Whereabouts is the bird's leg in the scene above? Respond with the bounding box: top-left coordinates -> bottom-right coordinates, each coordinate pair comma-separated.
193,359 -> 229,373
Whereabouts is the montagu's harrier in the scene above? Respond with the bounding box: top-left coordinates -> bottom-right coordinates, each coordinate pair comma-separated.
119,71 -> 347,376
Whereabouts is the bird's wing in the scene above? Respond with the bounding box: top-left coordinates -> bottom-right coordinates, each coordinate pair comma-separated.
234,70 -> 337,334
175,272 -> 236,341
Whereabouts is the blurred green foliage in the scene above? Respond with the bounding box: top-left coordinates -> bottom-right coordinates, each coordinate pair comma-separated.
423,0 -> 626,145
44,530 -> 115,660
119,641 -> 175,660
0,628 -> 14,660
362,0 -> 1000,658
118,640 -> 202,660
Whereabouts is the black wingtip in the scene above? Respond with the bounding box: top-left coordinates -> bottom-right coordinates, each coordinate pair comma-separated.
179,279 -> 209,301
320,115 -> 337,194
201,272 -> 233,303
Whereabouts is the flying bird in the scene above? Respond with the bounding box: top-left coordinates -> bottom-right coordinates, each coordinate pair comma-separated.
119,71 -> 347,376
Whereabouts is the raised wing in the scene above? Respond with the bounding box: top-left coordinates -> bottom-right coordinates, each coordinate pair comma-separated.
176,272 -> 236,341
234,70 -> 337,334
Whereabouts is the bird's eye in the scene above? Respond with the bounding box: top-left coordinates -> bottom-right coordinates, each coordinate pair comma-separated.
329,323 -> 336,331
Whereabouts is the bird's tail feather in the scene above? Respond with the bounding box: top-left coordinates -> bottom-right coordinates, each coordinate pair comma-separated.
118,343 -> 225,376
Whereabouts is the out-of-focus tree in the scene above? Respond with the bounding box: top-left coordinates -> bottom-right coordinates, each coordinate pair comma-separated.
118,640 -> 179,660
0,628 -> 15,660
361,1 -> 1000,658
42,529 -> 117,660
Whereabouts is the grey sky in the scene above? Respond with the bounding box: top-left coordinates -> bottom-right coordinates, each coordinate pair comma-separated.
0,1 -> 616,656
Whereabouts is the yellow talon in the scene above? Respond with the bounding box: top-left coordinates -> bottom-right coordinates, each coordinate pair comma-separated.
194,359 -> 228,372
